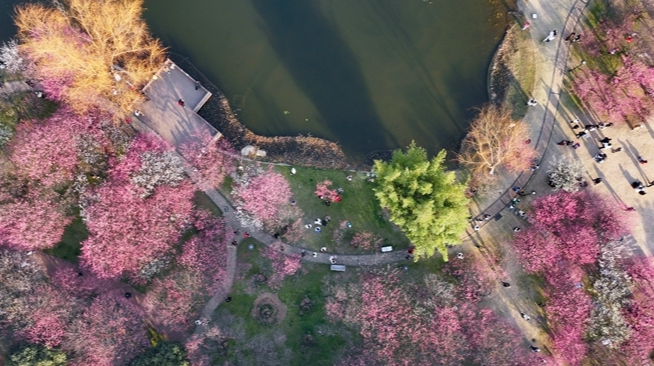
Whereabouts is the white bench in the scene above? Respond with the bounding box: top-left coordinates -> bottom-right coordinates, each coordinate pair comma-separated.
330,265 -> 346,272
381,246 -> 393,253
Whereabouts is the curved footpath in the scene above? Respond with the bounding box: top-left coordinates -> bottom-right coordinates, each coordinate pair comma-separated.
465,0 -> 590,235
132,114 -> 410,266
130,0 -> 589,330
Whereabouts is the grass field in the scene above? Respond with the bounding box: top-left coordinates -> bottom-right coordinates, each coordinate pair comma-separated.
44,216 -> 88,262
274,165 -> 411,254
212,241 -> 359,365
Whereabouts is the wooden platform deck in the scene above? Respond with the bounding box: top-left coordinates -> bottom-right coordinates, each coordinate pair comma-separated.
137,60 -> 220,147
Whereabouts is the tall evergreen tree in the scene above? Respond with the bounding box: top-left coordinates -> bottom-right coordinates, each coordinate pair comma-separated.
373,142 -> 469,260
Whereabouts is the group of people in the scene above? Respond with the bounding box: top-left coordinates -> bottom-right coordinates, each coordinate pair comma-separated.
593,152 -> 608,164
632,181 -> 648,196
564,32 -> 582,42
543,29 -> 582,43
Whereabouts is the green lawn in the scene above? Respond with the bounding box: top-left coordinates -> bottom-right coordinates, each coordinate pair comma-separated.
44,216 -> 89,262
213,240 -> 359,366
274,165 -> 411,254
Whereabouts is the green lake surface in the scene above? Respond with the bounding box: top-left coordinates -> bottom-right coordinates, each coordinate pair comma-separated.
1,0 -> 511,161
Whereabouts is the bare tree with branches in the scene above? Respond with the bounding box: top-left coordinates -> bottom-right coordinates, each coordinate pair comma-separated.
457,105 -> 535,186
15,0 -> 166,116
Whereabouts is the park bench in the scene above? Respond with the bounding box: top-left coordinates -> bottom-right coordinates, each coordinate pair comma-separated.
381,246 -> 393,253
330,265 -> 346,272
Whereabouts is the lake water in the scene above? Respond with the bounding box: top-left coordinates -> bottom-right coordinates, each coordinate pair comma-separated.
0,0 -> 510,160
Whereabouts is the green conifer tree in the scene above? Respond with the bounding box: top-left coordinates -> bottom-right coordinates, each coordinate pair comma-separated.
373,142 -> 469,260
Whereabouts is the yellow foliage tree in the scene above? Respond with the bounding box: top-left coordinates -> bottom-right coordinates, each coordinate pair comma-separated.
15,0 -> 165,115
457,105 -> 535,186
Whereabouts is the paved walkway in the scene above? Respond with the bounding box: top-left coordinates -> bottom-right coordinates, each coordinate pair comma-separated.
465,0 -> 590,234
0,80 -> 31,95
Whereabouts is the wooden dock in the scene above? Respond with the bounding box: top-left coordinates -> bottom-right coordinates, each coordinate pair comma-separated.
137,60 -> 220,147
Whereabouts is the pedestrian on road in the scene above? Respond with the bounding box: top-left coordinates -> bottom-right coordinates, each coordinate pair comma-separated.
527,98 -> 538,106
576,131 -> 587,139
584,124 -> 598,131
178,98 -> 185,107
593,178 -> 602,185
195,81 -> 201,90
573,34 -> 582,42
243,232 -> 249,238
520,312 -> 531,320
502,282 -> 511,288
320,247 -> 327,253
639,156 -> 648,164
530,346 -> 541,352
513,227 -> 521,232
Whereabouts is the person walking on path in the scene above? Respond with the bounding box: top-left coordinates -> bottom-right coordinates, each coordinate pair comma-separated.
178,98 -> 185,107
543,30 -> 557,42
638,156 -> 648,165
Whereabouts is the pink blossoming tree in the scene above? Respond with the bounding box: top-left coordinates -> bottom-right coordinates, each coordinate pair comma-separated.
81,134 -> 195,280
64,295 -> 149,366
315,179 -> 340,202
178,133 -> 236,190
513,191 -> 630,272
262,245 -> 302,289
573,56 -> 654,124
232,166 -> 292,228
7,106 -> 85,187
178,211 -> 232,291
325,267 -> 538,366
0,189 -> 71,251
